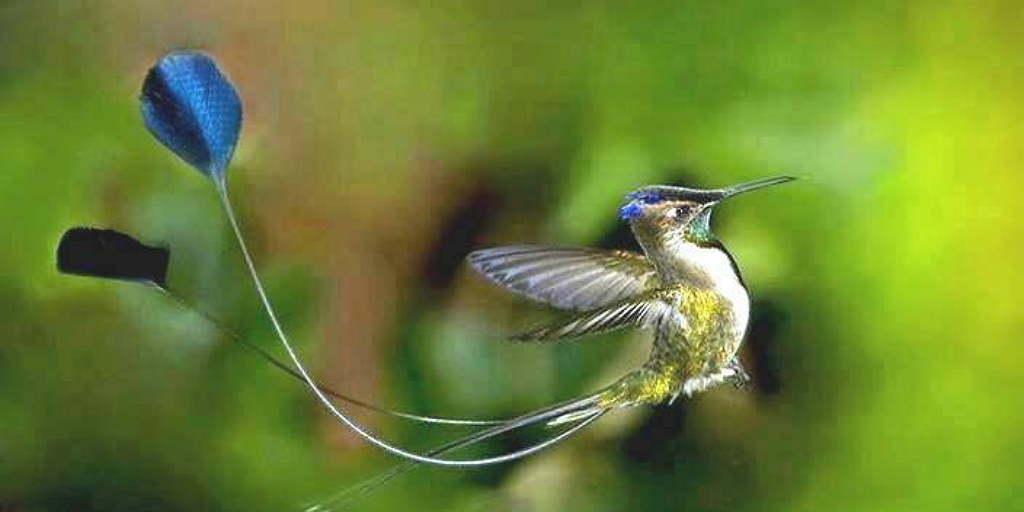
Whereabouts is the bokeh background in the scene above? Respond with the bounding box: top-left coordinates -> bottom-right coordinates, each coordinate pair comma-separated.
2,1 -> 1023,511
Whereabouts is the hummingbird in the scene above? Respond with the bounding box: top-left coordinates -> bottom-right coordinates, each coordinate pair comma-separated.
468,176 -> 795,422
60,50 -> 801,509
274,176 -> 800,511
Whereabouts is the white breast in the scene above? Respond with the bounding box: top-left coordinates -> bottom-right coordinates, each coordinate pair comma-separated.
667,239 -> 751,339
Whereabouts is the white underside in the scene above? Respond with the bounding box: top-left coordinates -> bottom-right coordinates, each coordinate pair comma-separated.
661,241 -> 752,406
667,239 -> 750,341
670,366 -> 739,404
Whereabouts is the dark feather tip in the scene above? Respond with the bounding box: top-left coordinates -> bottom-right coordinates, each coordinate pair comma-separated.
56,227 -> 170,287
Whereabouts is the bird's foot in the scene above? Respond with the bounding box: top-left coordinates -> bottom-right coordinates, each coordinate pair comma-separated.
726,359 -> 752,390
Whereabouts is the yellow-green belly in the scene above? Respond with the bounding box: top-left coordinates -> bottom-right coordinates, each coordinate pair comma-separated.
598,287 -> 742,408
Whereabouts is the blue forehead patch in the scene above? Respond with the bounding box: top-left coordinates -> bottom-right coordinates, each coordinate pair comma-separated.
618,202 -> 642,220
618,190 -> 663,220
140,51 -> 242,182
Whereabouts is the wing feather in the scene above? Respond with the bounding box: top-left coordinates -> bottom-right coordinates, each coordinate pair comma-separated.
468,246 -> 659,311
511,293 -> 676,342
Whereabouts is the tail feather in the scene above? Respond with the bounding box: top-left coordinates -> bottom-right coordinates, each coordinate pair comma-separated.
303,393 -> 608,511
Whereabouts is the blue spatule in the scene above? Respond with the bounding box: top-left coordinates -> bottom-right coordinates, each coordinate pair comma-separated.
141,51 -> 241,184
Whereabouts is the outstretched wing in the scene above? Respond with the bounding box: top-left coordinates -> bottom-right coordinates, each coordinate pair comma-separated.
467,246 -> 659,312
511,292 -> 678,342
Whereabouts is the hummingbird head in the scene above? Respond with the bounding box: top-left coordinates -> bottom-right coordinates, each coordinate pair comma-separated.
619,176 -> 796,243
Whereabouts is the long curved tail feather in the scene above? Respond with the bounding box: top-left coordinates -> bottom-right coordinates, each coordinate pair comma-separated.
304,393 -> 609,511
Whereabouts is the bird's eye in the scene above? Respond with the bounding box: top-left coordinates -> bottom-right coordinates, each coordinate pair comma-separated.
672,206 -> 688,219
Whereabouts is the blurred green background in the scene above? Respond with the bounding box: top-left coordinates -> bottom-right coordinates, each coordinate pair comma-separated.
2,1 -> 1022,511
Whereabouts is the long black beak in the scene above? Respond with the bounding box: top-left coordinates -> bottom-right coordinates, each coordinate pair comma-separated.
712,175 -> 796,203
623,176 -> 797,214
